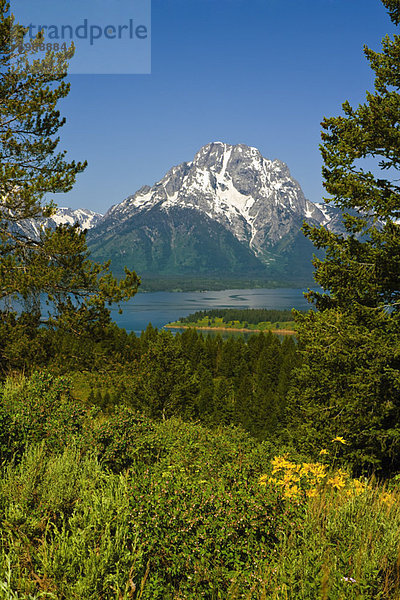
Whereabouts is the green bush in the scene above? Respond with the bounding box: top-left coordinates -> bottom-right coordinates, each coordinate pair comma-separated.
0,372 -> 88,462
125,462 -> 284,598
91,408 -> 273,476
0,421 -> 283,599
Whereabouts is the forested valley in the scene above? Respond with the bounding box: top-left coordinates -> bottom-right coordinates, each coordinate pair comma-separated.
1,324 -> 400,599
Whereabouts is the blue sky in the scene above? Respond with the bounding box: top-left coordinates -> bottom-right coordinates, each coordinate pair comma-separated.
45,0 -> 395,214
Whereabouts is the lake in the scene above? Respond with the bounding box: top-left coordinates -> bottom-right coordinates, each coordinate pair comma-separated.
111,287 -> 314,335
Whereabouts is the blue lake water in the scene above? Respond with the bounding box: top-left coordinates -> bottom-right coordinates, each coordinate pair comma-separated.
111,287 -> 314,335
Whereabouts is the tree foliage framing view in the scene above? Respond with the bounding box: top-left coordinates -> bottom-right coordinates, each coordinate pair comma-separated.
290,0 -> 400,475
0,1 -> 140,356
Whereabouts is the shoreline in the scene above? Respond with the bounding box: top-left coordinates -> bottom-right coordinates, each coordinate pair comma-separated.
164,324 -> 296,335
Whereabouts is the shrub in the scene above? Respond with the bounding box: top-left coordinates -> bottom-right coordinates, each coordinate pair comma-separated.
0,372 -> 87,462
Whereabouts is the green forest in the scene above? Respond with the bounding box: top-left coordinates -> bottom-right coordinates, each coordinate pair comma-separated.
1,0 -> 400,598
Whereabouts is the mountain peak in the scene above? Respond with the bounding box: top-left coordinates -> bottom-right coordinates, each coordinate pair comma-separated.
94,142 -> 330,255
87,143 -> 343,282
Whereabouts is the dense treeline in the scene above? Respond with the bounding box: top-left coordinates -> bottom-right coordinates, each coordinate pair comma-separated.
3,310 -> 399,474
83,324 -> 300,442
0,311 -> 299,442
178,308 -> 300,325
136,276 -> 303,292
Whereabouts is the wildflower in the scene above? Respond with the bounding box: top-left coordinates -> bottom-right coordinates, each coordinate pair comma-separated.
327,474 -> 346,489
259,475 -> 277,487
306,488 -> 318,498
341,577 -> 357,583
271,455 -> 297,474
283,484 -> 300,500
275,479 -> 286,487
381,491 -> 395,508
283,470 -> 300,484
301,462 -> 327,480
319,449 -> 329,455
331,436 -> 347,444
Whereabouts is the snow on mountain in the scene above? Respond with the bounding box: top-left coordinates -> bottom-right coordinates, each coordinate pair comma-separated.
95,142 -> 341,264
13,207 -> 103,240
50,207 -> 103,230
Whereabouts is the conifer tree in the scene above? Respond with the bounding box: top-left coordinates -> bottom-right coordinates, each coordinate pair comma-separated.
212,378 -> 234,426
0,2 -> 139,355
290,0 -> 400,474
234,373 -> 254,431
197,368 -> 214,423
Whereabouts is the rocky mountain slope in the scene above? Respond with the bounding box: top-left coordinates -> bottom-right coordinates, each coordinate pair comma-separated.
11,207 -> 103,240
87,142 -> 341,284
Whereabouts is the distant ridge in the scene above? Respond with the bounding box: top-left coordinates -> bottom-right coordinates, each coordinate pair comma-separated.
10,207 -> 103,240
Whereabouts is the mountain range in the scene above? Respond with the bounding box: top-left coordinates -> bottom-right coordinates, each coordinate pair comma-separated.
86,142 -> 342,286
12,207 -> 102,240
12,142 -> 344,288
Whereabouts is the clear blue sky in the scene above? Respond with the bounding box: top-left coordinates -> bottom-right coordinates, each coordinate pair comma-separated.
52,0 -> 395,214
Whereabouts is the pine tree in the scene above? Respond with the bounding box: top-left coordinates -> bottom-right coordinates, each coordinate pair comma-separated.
196,368 -> 214,424
0,3 -> 139,365
135,332 -> 200,420
234,373 -> 254,431
212,378 -> 234,426
290,0 -> 400,474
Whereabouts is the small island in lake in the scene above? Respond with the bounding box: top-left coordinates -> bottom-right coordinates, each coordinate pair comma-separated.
165,308 -> 301,335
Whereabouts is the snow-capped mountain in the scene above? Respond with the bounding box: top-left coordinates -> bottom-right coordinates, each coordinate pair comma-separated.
87,142 -> 342,283
48,207 -> 103,230
94,142 -> 336,255
13,207 -> 103,240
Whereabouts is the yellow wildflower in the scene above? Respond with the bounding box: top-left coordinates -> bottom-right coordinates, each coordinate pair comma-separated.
275,479 -> 286,487
319,449 -> 329,455
381,491 -> 395,508
327,474 -> 346,489
353,479 -> 366,495
301,462 -> 327,480
271,455 -> 297,474
259,475 -> 278,486
306,488 -> 318,498
331,436 -> 347,444
283,484 -> 300,500
283,470 -> 300,484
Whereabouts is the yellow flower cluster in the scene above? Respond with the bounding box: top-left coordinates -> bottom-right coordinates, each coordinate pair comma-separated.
259,439 -> 398,508
331,436 -> 347,444
260,454 -> 366,502
380,491 -> 396,508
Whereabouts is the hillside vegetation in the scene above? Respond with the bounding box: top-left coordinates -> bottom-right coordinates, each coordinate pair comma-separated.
1,372 -> 400,600
2,321 -> 399,597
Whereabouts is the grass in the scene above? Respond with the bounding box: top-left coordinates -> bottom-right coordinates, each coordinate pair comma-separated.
1,440 -> 400,598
